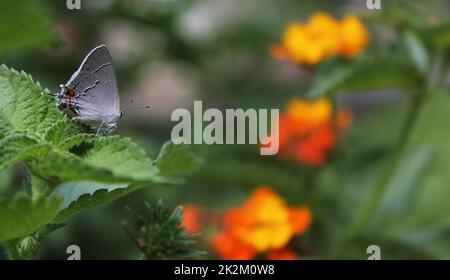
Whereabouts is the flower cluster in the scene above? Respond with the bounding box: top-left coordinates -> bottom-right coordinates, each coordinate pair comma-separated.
211,187 -> 312,260
274,98 -> 352,166
272,12 -> 370,65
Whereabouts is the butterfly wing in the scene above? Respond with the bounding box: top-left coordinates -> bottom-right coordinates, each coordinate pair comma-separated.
66,45 -> 120,125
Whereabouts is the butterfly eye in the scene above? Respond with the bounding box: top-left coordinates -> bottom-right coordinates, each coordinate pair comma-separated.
65,88 -> 76,98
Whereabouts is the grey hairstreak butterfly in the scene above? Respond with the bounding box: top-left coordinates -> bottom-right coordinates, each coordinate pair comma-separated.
55,45 -> 121,133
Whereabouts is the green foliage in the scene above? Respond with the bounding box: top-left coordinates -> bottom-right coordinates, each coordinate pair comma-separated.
365,0 -> 450,52
390,92 -> 450,258
0,0 -> 54,56
361,92 -> 450,259
334,90 -> 450,259
51,140 -> 201,223
0,194 -> 62,242
0,0 -> 447,261
123,200 -> 203,260
0,171 -> 12,193
420,20 -> 450,51
308,55 -> 423,98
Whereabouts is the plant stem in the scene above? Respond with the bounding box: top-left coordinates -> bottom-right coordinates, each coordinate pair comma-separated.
346,90 -> 426,239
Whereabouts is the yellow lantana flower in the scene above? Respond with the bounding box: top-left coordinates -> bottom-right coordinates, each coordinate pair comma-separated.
339,14 -> 370,57
272,12 -> 370,66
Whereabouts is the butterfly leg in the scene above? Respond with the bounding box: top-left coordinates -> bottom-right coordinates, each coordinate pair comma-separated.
96,121 -> 106,135
105,123 -> 117,135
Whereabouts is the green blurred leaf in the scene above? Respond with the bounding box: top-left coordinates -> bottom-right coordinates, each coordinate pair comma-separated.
0,194 -> 62,242
370,146 -> 434,227
308,56 -> 423,98
407,91 -> 450,224
418,20 -> 450,51
368,91 -> 450,258
368,1 -> 450,51
404,31 -> 429,74
0,0 -> 55,56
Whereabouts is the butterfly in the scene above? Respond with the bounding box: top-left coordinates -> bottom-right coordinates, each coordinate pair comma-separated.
55,45 -> 121,133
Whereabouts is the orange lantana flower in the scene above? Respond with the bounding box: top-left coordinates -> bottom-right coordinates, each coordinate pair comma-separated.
180,204 -> 202,234
273,98 -> 352,166
212,187 -> 312,260
266,248 -> 299,260
271,12 -> 370,66
211,233 -> 256,260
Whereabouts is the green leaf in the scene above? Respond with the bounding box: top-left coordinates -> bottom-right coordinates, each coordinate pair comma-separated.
51,140 -> 200,223
52,183 -> 142,224
0,133 -> 49,171
369,146 -> 434,227
0,0 -> 55,56
43,118 -> 86,147
0,65 -> 62,134
308,56 -> 423,98
52,182 -> 129,210
27,137 -> 163,184
84,137 -> 159,180
0,194 -> 62,242
155,139 -> 201,176
404,30 -> 429,74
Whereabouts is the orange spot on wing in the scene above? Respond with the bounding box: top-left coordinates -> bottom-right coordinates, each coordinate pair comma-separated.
65,88 -> 76,98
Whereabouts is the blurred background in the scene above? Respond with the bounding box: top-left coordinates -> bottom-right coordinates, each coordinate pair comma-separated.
0,0 -> 449,259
